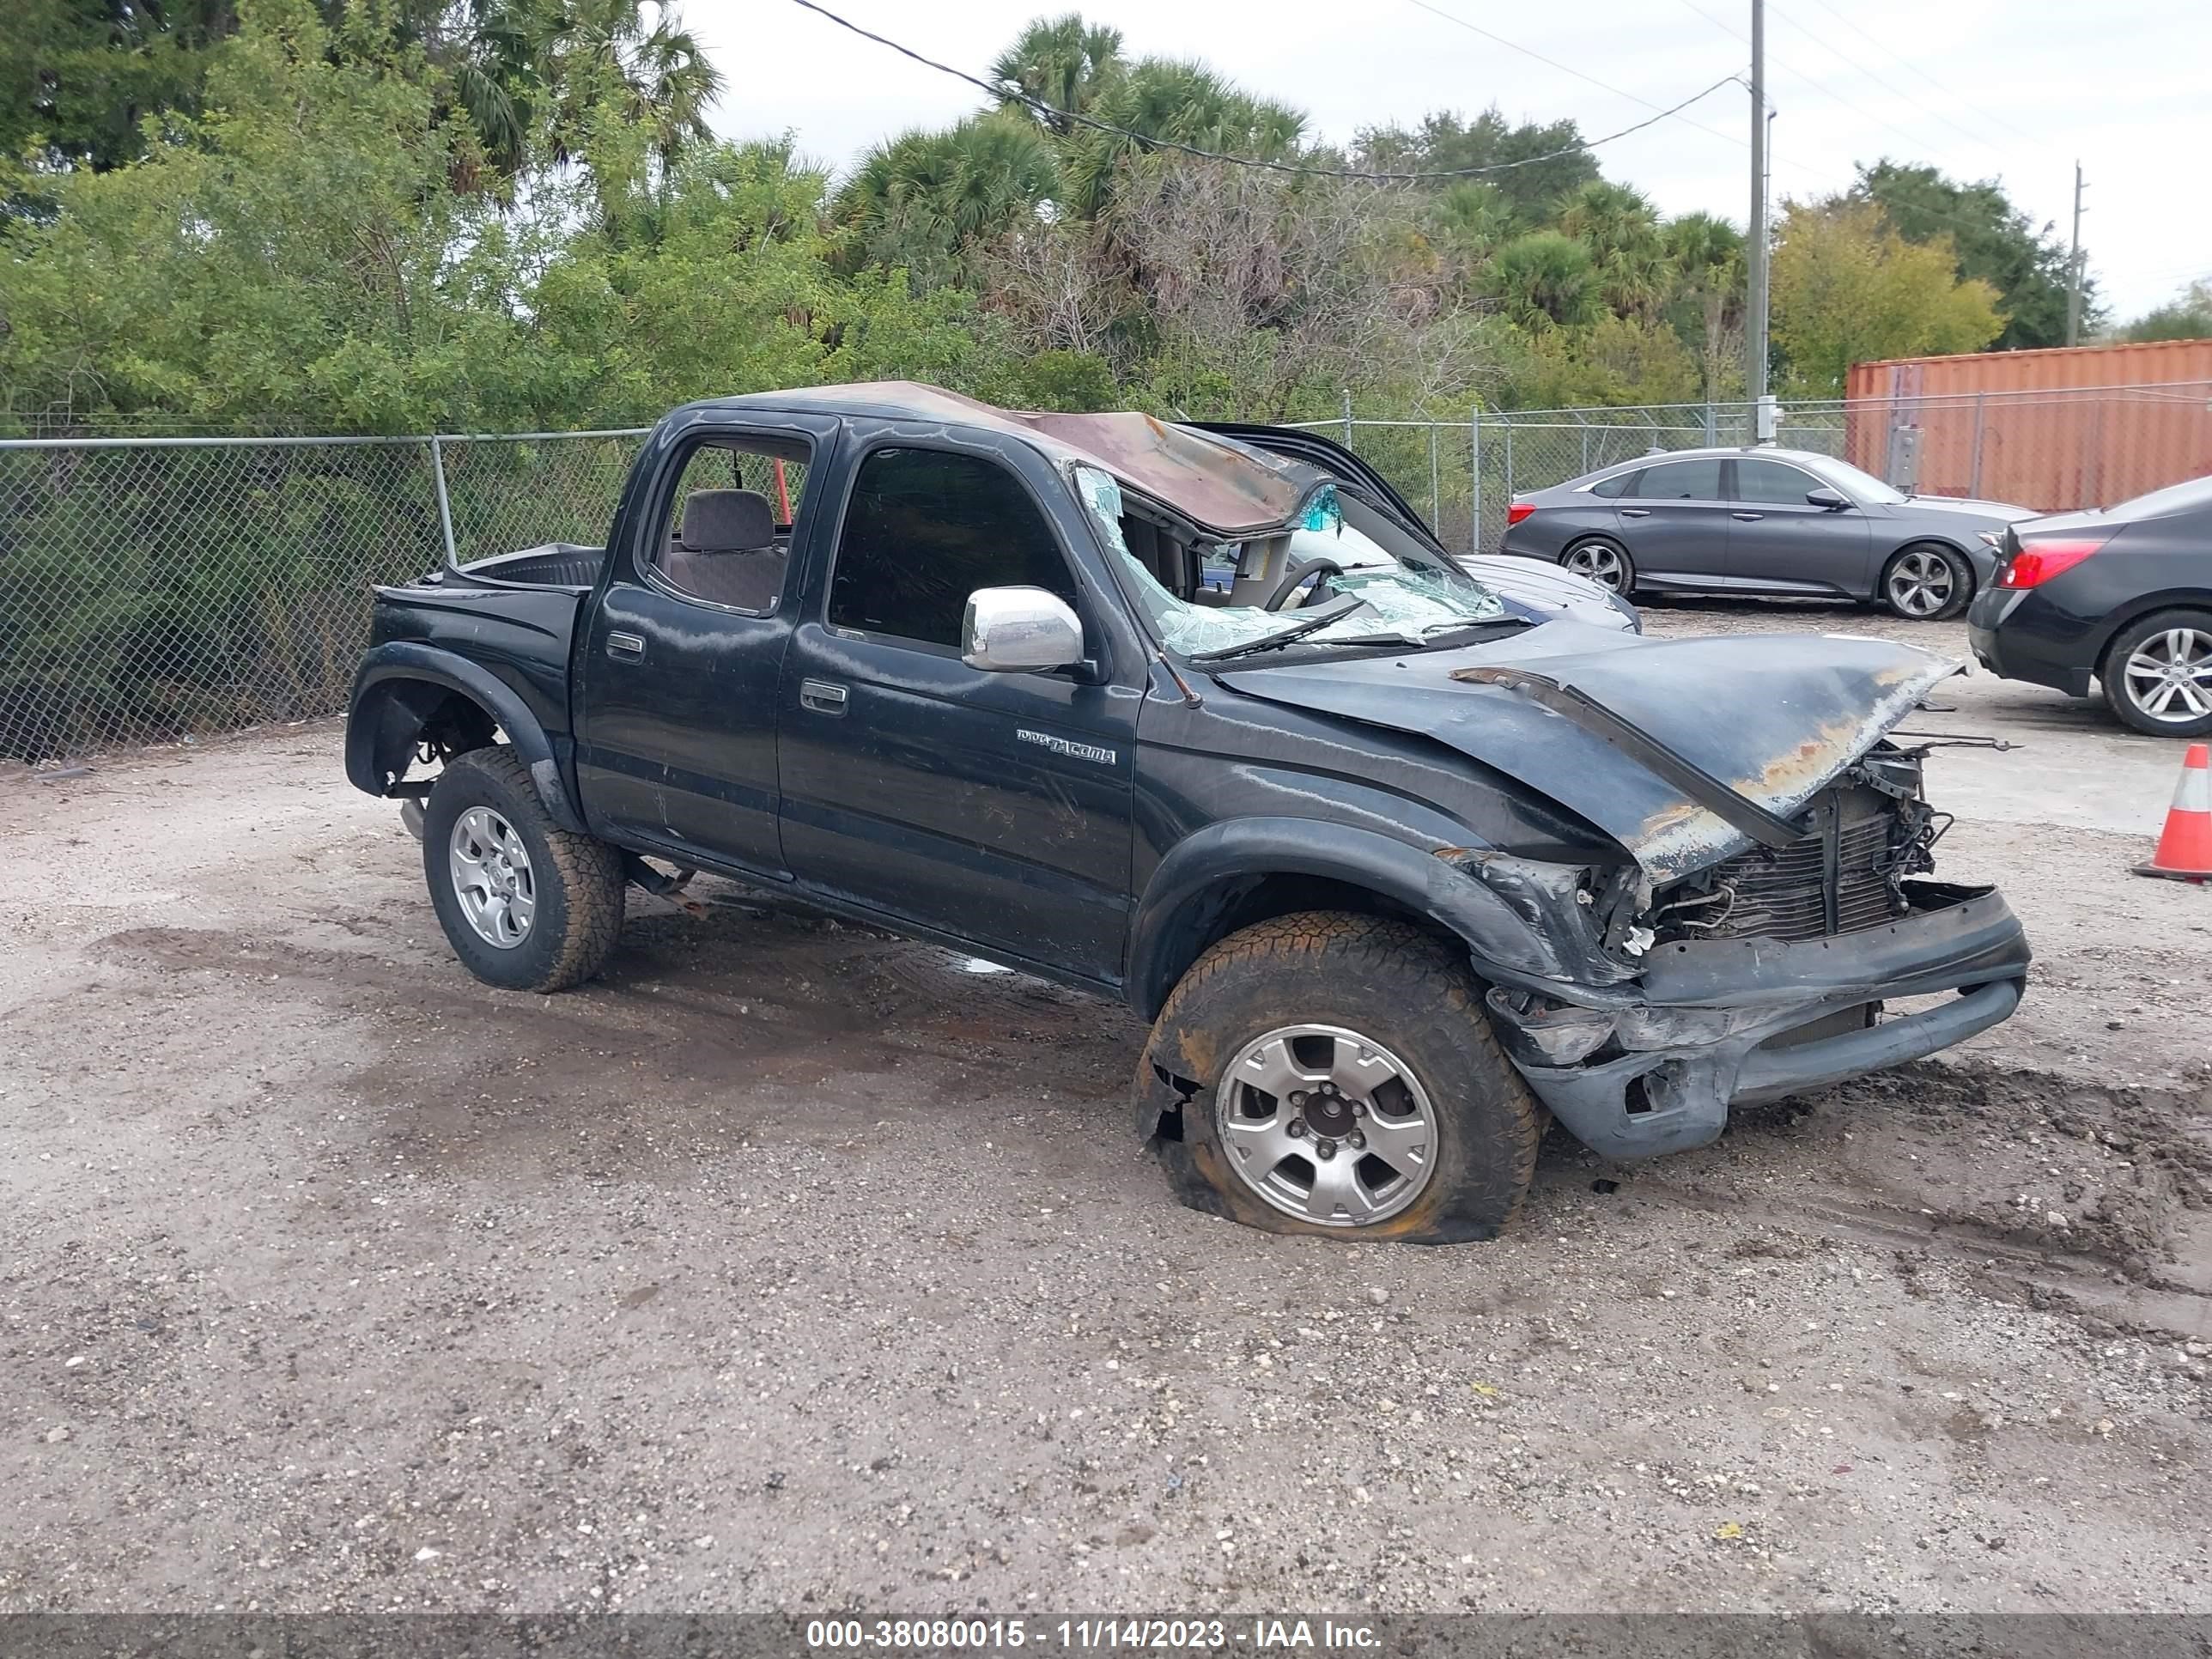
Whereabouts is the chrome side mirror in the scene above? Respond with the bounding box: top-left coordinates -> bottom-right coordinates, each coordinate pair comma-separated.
962,586 -> 1084,672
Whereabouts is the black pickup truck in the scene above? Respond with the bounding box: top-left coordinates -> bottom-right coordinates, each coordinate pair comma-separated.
345,382 -> 2031,1243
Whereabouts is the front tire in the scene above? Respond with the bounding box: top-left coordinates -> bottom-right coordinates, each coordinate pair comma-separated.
2100,610 -> 2212,737
1562,536 -> 1635,597
1881,542 -> 1972,620
1133,914 -> 1542,1243
421,746 -> 627,992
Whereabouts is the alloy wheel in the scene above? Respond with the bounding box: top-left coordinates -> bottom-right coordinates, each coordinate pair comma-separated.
2120,625 -> 2212,724
448,805 -> 536,948
1887,549 -> 1956,617
1563,541 -> 1628,592
1213,1024 -> 1438,1225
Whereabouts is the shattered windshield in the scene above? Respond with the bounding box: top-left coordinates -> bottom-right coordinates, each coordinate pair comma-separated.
1075,466 -> 1506,659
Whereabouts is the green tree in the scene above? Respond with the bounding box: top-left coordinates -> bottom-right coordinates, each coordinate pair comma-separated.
1769,198 -> 2005,397
988,12 -> 1124,131
1056,57 -> 1303,220
832,112 -> 1062,287
1662,210 -> 1745,401
1484,230 -> 1601,331
1354,108 -> 1597,226
1850,161 -> 2094,350
2118,278 -> 2212,343
1511,313 -> 1700,408
1,0 -> 239,173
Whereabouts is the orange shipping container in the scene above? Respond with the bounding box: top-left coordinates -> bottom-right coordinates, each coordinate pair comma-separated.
1842,338 -> 2212,513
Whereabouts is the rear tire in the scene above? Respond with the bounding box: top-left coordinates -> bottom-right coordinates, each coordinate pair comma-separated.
1880,542 -> 1972,621
2100,609 -> 2212,738
1133,914 -> 1542,1243
1562,536 -> 1635,597
421,746 -> 626,992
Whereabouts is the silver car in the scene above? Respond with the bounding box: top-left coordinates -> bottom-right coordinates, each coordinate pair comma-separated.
1500,446 -> 2036,620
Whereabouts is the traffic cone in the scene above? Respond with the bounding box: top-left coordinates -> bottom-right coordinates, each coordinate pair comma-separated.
2135,742 -> 2212,884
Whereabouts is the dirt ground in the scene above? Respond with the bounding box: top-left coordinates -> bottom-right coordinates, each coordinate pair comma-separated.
3,597 -> 2208,1618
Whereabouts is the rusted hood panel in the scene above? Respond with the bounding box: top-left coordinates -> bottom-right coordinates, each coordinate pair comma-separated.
1217,623 -> 1960,878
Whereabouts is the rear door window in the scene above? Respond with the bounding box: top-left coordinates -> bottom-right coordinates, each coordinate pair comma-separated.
1589,470 -> 1641,499
1631,459 -> 1724,501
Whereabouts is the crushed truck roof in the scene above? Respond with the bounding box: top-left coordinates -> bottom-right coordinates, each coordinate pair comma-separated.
704,380 -> 1328,538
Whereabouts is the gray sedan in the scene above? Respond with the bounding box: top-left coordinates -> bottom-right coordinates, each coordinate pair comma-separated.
1499,446 -> 2035,620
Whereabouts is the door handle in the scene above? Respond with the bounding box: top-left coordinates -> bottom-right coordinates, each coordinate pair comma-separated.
799,678 -> 848,715
1619,507 -> 1651,518
605,630 -> 646,662
1730,512 -> 1765,521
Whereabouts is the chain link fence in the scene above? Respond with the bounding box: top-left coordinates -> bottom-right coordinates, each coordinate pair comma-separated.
7,382 -> 2209,763
0,431 -> 647,763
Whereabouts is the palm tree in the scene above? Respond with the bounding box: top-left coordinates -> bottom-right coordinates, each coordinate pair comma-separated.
536,0 -> 722,170
1555,179 -> 1659,256
1057,58 -> 1304,219
990,13 -> 1125,131
1484,230 -> 1601,331
834,113 -> 1063,282
1663,210 -> 1746,398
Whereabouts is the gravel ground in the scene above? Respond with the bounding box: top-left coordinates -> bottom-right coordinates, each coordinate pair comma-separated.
2,598 -> 2208,1617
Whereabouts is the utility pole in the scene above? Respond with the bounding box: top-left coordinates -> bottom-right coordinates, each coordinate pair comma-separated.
1747,0 -> 1772,430
2065,161 -> 2087,347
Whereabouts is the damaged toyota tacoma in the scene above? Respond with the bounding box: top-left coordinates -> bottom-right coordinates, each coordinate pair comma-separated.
344,383 -> 2031,1243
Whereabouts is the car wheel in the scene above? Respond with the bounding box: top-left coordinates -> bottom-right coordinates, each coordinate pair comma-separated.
1133,913 -> 1542,1243
421,745 -> 627,992
1561,537 -> 1635,596
1881,543 -> 1972,621
2100,610 -> 2212,738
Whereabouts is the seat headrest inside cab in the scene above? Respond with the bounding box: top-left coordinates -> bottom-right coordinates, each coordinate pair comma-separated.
680,489 -> 775,553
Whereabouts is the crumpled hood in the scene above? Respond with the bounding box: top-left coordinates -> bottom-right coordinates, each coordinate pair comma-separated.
1218,622 -> 1960,879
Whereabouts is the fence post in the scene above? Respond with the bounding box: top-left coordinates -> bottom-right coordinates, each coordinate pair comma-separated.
1428,421 -> 1441,529
1341,389 -> 1352,447
428,434 -> 460,568
1469,415 -> 1483,556
1502,418 -> 1515,508
1970,392 -> 1987,498
1704,401 -> 1717,445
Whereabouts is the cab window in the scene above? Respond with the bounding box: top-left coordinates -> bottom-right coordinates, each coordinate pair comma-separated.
827,447 -> 1079,650
651,436 -> 810,612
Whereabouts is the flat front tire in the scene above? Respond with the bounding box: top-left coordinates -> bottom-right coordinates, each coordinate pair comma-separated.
421,746 -> 627,992
1133,914 -> 1542,1243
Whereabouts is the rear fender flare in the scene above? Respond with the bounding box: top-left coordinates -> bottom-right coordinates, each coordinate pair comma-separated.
344,642 -> 585,834
1125,818 -> 1626,1021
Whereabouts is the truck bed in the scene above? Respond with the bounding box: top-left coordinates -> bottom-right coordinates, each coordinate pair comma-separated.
452,542 -> 609,591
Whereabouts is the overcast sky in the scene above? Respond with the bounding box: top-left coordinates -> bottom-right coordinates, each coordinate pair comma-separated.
696,0 -> 2210,324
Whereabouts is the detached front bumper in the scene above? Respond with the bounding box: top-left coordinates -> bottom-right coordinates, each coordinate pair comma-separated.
1485,882 -> 2031,1159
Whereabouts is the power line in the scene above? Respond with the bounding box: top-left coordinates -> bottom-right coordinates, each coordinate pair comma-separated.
1401,0 -> 1747,152
1668,0 -> 2039,244
785,0 -> 1744,183
1788,0 -> 2039,146
1766,3 -> 2012,166
1678,0 -> 1995,177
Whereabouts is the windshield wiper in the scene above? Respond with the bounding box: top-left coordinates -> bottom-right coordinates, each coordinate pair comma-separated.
1185,595 -> 1371,664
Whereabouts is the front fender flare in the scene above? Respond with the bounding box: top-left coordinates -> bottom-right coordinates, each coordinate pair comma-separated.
343,642 -> 585,834
1125,818 -> 1630,1020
